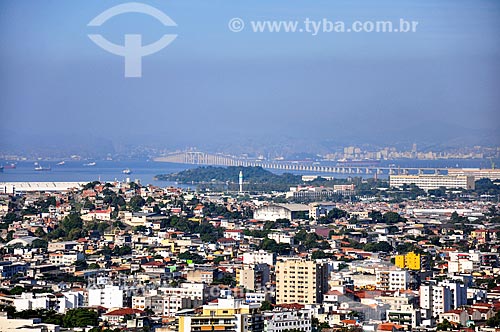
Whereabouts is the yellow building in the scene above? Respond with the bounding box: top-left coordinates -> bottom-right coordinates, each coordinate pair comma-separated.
395,251 -> 422,270
177,296 -> 263,332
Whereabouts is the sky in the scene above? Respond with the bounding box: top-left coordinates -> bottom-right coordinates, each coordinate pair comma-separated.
0,0 -> 499,155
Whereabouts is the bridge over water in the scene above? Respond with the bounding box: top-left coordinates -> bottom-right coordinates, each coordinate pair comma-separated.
154,151 -> 449,176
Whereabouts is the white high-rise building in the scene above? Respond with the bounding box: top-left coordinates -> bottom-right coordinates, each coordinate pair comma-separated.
375,270 -> 410,291
420,284 -> 450,318
88,285 -> 123,308
420,281 -> 466,318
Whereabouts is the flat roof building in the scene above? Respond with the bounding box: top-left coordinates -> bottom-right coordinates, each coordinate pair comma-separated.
447,168 -> 500,181
389,174 -> 475,191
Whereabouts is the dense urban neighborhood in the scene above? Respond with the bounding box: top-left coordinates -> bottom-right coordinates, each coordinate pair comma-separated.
0,169 -> 500,332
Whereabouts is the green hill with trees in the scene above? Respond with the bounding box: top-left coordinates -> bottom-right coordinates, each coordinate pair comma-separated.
155,166 -> 303,191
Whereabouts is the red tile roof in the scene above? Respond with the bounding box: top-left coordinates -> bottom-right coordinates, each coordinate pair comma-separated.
105,308 -> 144,316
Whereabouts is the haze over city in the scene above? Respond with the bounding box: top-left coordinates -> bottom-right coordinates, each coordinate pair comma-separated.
1,0 -> 499,156
3,2 -> 500,332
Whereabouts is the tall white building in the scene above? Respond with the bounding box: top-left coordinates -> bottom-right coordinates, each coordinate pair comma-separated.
375,270 -> 410,291
88,285 -> 123,308
420,281 -> 467,318
57,291 -> 84,313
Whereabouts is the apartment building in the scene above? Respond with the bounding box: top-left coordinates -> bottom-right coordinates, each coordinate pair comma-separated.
276,259 -> 328,305
177,296 -> 264,332
87,285 -> 124,308
263,308 -> 312,332
420,281 -> 467,318
386,304 -> 421,328
238,264 -> 270,291
159,282 -> 212,303
375,270 -> 410,291
395,251 -> 426,271
242,250 -> 275,266
48,251 -> 85,266
132,294 -> 196,317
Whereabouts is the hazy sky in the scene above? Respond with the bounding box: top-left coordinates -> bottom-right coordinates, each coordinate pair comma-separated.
1,0 -> 499,154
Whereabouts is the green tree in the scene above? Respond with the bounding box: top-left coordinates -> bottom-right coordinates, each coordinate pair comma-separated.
129,196 -> 146,211
382,212 -> 406,224
67,228 -> 83,240
486,311 -> 500,327
34,227 -> 46,237
83,199 -> 95,210
368,210 -> 383,223
437,319 -> 453,331
259,238 -> 291,255
112,245 -> 132,256
8,285 -> 25,295
62,308 -> 99,327
61,213 -> 83,232
260,300 -> 273,311
178,251 -> 205,264
311,250 -> 328,259
31,239 -> 48,248
363,241 -> 393,253
2,212 -> 20,224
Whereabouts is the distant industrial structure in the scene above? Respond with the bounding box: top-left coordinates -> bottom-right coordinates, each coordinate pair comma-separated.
253,204 -> 310,221
0,182 -> 85,194
447,168 -> 500,181
389,174 -> 475,191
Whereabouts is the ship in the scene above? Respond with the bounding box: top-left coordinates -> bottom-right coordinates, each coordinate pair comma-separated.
34,163 -> 51,171
57,161 -> 65,165
84,162 -> 96,166
336,159 -> 381,167
122,168 -> 132,174
3,163 -> 16,169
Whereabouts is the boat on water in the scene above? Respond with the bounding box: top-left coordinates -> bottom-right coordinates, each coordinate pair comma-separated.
84,162 -> 96,166
122,168 -> 132,174
34,164 -> 51,171
3,163 -> 16,169
57,161 -> 65,165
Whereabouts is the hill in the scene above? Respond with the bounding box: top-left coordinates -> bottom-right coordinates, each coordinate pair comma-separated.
155,166 -> 302,191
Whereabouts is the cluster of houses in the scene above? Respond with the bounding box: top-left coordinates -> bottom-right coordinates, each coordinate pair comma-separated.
0,180 -> 499,332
